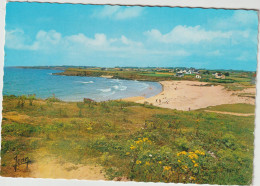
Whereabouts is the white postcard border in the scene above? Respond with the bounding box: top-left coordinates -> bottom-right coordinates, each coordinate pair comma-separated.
0,0 -> 260,186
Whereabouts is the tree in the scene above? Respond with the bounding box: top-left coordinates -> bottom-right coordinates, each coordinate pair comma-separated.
224,72 -> 230,76
203,70 -> 210,75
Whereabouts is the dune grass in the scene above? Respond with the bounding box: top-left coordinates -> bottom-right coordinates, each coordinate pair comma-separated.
1,95 -> 255,184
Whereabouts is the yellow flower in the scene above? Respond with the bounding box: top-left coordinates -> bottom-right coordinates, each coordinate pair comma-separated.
178,160 -> 181,163
192,160 -> 196,163
194,163 -> 199,167
189,153 -> 199,159
200,152 -> 205,156
158,161 -> 162,164
190,176 -> 196,181
145,161 -> 150,166
87,127 -> 92,130
181,151 -> 187,155
126,152 -> 130,155
196,119 -> 200,122
163,166 -> 171,171
136,160 -> 142,164
130,145 -> 136,150
195,150 -> 200,154
143,137 -> 148,142
135,140 -> 142,144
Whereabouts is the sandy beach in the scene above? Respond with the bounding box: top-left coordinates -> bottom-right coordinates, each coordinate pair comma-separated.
123,81 -> 255,111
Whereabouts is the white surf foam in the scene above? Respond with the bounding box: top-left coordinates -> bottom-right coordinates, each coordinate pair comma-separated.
113,85 -> 127,91
82,81 -> 94,84
75,81 -> 94,84
99,88 -> 112,93
119,85 -> 127,91
113,85 -> 119,90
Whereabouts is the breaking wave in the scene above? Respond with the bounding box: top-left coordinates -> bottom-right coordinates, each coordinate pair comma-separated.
76,81 -> 94,84
99,88 -> 112,93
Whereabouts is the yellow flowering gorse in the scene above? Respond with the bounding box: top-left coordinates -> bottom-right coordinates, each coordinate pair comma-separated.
163,166 -> 171,171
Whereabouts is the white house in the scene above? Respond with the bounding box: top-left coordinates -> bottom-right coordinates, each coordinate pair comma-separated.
214,73 -> 226,79
176,72 -> 184,77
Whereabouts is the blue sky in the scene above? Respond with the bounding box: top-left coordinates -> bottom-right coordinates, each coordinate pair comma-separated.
4,2 -> 259,71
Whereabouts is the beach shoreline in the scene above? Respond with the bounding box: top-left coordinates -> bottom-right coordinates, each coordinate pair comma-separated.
122,80 -> 255,111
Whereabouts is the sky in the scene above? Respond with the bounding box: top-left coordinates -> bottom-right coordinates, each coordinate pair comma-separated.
4,2 -> 259,71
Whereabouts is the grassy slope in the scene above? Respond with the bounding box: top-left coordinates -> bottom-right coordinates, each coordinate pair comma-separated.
1,96 -> 255,184
204,104 -> 256,114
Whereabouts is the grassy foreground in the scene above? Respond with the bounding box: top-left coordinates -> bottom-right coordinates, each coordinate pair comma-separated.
1,95 -> 255,184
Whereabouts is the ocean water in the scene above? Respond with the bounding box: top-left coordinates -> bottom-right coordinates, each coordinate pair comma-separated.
3,67 -> 162,102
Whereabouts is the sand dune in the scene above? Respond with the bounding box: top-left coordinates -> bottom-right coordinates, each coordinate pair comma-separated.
30,152 -> 105,180
135,81 -> 255,111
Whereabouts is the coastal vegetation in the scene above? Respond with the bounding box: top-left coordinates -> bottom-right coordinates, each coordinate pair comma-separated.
1,95 -> 255,185
54,67 -> 255,91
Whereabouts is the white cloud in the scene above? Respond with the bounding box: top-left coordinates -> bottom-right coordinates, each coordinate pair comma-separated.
93,6 -> 143,20
120,35 -> 143,47
212,10 -> 258,30
66,33 -> 109,48
96,6 -> 120,18
5,29 -> 38,50
144,25 -> 232,45
233,10 -> 258,25
114,7 -> 143,20
5,29 -> 192,65
5,29 -> 144,54
5,29 -> 63,51
36,30 -> 61,45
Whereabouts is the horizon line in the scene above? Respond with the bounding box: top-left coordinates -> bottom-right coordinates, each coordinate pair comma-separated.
5,65 -> 257,72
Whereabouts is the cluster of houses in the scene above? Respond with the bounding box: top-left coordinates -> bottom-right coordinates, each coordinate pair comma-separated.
175,68 -> 226,80
101,67 -> 228,80
175,68 -> 201,78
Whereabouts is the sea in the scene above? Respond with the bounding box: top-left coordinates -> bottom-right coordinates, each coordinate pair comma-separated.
3,67 -> 162,102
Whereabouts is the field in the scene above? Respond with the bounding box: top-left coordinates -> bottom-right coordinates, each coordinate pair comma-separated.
204,104 -> 255,114
1,95 -> 255,184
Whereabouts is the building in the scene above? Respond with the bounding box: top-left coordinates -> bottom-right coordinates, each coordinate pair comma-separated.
214,73 -> 225,79
176,72 -> 184,77
196,75 -> 201,79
